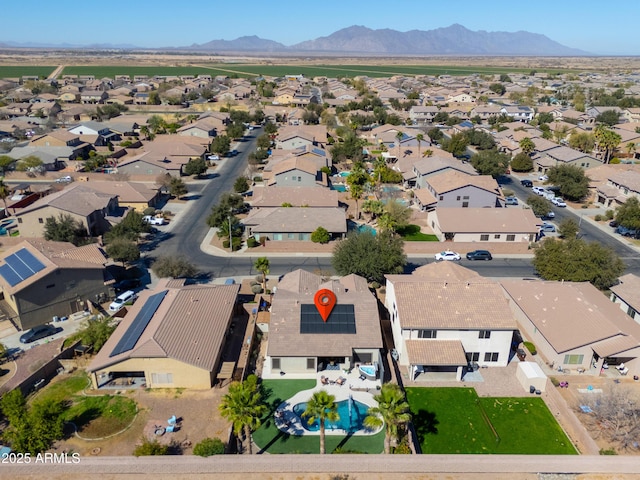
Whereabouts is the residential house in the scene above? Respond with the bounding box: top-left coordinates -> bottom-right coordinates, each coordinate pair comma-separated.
596,170 -> 640,207
385,262 -> 517,381
77,180 -> 161,212
80,90 -> 108,104
88,280 -> 240,389
610,273 -> 640,323
415,170 -> 504,211
275,126 -> 328,150
14,183 -> 120,237
409,106 -> 440,124
266,157 -> 328,187
535,146 -> 602,173
250,186 -> 339,208
263,270 -> 383,378
427,208 -> 538,242
502,280 -> 640,377
0,239 -> 110,330
500,105 -> 534,123
243,207 -> 346,242
622,108 -> 640,123
470,105 -> 502,122
176,117 -> 219,139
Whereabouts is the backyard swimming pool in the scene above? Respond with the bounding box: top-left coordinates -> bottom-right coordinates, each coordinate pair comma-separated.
293,397 -> 372,433
331,184 -> 347,192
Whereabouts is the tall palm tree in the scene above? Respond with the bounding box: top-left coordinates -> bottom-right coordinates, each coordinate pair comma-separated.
594,125 -> 622,163
363,383 -> 411,454
395,130 -> 404,160
302,390 -> 339,454
0,179 -> 10,213
219,375 -> 267,454
626,141 -> 637,159
519,137 -> 536,156
254,257 -> 270,293
416,133 -> 424,157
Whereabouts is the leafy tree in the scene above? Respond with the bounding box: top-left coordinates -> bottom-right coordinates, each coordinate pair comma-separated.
499,74 -> 512,83
332,230 -> 406,283
105,238 -> 140,265
234,176 -> 250,193
546,164 -> 590,201
256,133 -> 271,150
470,150 -> 510,178
302,390 -> 339,455
537,112 -> 554,124
219,375 -> 267,455
148,115 -> 166,133
210,135 -> 231,156
427,128 -> 444,142
526,195 -> 553,217
433,112 -> 449,124
183,157 -> 208,177
533,238 -> 624,290
151,255 -> 198,278
510,153 -> 533,172
557,218 -> 580,239
330,131 -> 365,164
519,137 -> 536,156
489,83 -> 506,95
0,342 -> 6,363
442,133 -> 469,157
16,155 -> 44,173
263,121 -> 277,135
594,125 -> 622,163
226,122 -> 245,139
596,110 -> 621,127
254,257 -> 270,293
44,213 -> 87,245
0,155 -> 16,175
105,210 -> 149,244
134,438 -> 169,456
76,317 -> 116,352
378,200 -> 412,233
193,437 -> 225,456
207,193 -> 245,228
363,383 -> 411,454
169,176 -> 188,199
147,91 -> 161,106
311,226 -> 330,244
464,129 -> 495,150
361,199 -> 385,219
615,197 -> 640,230
568,131 -> 595,153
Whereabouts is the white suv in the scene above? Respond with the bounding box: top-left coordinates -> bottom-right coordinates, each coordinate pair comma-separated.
143,215 -> 165,225
109,290 -> 137,312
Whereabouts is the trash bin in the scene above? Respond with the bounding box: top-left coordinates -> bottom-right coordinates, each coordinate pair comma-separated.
530,385 -> 536,394
517,348 -> 526,361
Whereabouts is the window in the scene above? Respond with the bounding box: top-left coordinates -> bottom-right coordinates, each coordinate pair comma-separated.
480,234 -> 489,241
563,354 -> 584,365
456,196 -> 461,201
46,284 -> 55,289
484,352 -> 499,362
466,352 -> 479,362
479,330 -> 491,339
439,195 -> 444,201
417,329 -> 437,339
462,201 -> 469,207
18,218 -> 22,224
463,196 -> 469,200
506,234 -> 516,242
306,358 -> 315,370
494,234 -> 501,239
151,373 -> 173,384
38,218 -> 43,224
272,358 -> 281,370
297,177 -> 301,182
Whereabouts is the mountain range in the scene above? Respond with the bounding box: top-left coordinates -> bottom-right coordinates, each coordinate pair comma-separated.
0,25 -> 589,56
186,24 -> 588,56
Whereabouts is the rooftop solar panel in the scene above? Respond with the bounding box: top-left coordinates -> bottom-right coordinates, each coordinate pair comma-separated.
5,253 -> 33,280
0,264 -> 22,287
15,248 -> 45,274
300,304 -> 356,334
110,290 -> 168,357
312,148 -> 326,157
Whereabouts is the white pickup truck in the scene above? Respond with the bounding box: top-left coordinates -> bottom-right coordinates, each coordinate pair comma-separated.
143,215 -> 165,226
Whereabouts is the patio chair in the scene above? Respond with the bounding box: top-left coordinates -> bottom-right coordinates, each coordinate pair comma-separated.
321,375 -> 329,385
336,376 -> 346,386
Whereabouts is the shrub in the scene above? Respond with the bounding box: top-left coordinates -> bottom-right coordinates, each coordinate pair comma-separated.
369,281 -> 381,289
134,438 -> 169,456
255,275 -> 263,282
594,214 -> 603,221
609,157 -> 621,164
251,284 -> 263,294
222,237 -> 242,251
392,442 -> 412,454
605,209 -> 615,220
247,236 -> 259,248
250,280 -> 259,286
143,207 -> 156,216
599,448 -> 618,455
502,188 -> 514,198
523,341 -> 537,355
549,376 -> 560,387
581,204 -> 589,209
193,437 -> 225,457
311,226 -> 330,244
379,287 -> 386,294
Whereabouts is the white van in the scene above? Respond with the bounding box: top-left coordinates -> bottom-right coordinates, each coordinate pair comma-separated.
109,290 -> 136,312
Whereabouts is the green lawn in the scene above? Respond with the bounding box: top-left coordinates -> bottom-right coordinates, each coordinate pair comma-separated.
406,387 -> 577,454
33,373 -> 137,439
0,66 -> 57,79
397,224 -> 439,241
253,379 -> 385,454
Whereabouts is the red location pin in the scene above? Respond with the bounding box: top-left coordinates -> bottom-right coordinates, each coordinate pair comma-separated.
314,289 -> 337,322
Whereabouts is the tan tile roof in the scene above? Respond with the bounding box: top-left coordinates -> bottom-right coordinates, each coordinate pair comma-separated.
610,273 -> 640,312
406,339 -> 467,365
412,155 -> 477,177
608,171 -> 640,193
89,282 -> 239,373
271,157 -> 319,176
251,186 -> 338,208
17,184 -> 116,217
425,170 -> 501,196
242,207 -> 346,234
435,208 -> 539,234
411,261 -> 481,281
501,280 -> 640,354
267,270 -> 382,357
413,188 -> 437,206
80,180 -> 159,203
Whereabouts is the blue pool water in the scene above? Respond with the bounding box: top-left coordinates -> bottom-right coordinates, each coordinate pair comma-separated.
382,185 -> 402,193
332,184 -> 347,192
293,398 -> 371,433
339,171 -> 351,177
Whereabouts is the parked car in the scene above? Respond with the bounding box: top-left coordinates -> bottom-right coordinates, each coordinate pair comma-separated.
538,174 -> 549,181
113,278 -> 141,293
616,225 -> 639,237
609,220 -> 619,228
539,223 -> 556,233
55,175 -> 73,183
19,324 -> 59,344
109,290 -> 137,312
532,186 -> 545,195
505,196 -> 518,206
435,250 -> 461,261
552,197 -> 567,207
541,212 -> 556,221
143,215 -> 165,226
466,250 -> 493,261
520,179 -> 533,187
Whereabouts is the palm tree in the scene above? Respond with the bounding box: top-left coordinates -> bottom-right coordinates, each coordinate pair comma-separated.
254,257 -> 270,293
0,179 -> 10,213
416,133 -> 424,157
363,383 -> 411,454
626,141 -> 637,159
219,375 -> 267,454
519,137 -> 536,156
302,390 -> 339,454
594,125 -> 622,163
395,130 -> 404,160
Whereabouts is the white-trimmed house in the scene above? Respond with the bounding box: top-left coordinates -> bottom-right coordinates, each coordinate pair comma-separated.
427,208 -> 538,242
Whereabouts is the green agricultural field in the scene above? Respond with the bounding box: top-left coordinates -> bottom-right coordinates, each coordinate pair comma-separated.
0,66 -> 57,79
406,387 -> 577,454
60,65 -> 233,79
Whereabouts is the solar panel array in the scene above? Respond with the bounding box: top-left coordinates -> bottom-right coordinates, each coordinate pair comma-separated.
311,147 -> 326,157
0,248 -> 46,287
300,304 -> 356,334
109,290 -> 168,357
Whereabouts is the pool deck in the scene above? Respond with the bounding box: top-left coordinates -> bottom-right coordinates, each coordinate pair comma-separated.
273,370 -> 381,436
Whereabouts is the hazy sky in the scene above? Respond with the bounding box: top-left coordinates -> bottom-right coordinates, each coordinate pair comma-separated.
2,0 -> 637,55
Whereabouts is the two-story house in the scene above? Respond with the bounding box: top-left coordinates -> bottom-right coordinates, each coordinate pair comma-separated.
414,170 -> 504,211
